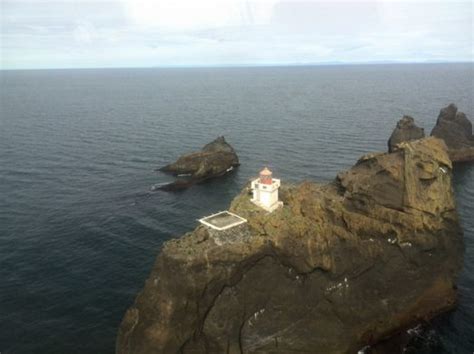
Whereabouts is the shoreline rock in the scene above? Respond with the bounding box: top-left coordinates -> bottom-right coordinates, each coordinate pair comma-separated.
157,136 -> 240,191
387,115 -> 425,153
387,104 -> 474,163
430,104 -> 474,162
117,137 -> 464,354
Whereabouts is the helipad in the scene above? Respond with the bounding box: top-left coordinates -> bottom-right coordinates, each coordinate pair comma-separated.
198,211 -> 247,231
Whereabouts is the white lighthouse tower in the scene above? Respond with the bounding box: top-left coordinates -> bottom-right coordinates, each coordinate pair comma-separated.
250,167 -> 283,212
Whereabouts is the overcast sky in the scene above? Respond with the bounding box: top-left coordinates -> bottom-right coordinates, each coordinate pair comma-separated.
1,0 -> 473,69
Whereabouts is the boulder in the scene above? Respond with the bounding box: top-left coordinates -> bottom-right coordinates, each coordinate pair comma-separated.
387,115 -> 425,152
158,136 -> 239,190
118,137 -> 464,354
431,104 -> 474,162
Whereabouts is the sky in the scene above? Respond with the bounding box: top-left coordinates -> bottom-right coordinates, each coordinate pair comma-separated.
0,0 -> 473,69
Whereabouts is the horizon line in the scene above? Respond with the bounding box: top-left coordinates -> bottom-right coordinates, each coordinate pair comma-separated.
1,60 -> 473,72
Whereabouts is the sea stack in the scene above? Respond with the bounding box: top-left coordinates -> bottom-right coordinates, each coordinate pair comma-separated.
158,136 -> 240,190
431,103 -> 474,162
387,115 -> 425,152
118,137 -> 464,354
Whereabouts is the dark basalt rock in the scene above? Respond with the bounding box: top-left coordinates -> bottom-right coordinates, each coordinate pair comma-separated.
117,137 -> 464,354
367,323 -> 443,354
431,103 -> 474,162
155,179 -> 194,192
388,115 -> 425,153
157,136 -> 239,190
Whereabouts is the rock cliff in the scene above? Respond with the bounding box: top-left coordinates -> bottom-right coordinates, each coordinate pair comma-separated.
118,137 -> 463,354
387,116 -> 425,153
430,104 -> 474,162
158,137 -> 240,190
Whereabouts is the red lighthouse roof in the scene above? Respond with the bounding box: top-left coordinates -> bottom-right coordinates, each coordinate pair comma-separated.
260,167 -> 272,176
259,167 -> 273,185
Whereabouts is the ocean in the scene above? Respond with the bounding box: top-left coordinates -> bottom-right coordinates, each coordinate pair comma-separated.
0,64 -> 473,353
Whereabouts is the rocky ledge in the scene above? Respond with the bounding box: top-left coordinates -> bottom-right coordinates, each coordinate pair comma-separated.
118,137 -> 463,354
430,104 -> 474,162
387,104 -> 474,163
158,136 -> 240,191
387,115 -> 425,153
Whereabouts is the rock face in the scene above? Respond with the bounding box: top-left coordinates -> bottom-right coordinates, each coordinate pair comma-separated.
118,137 -> 464,354
430,104 -> 474,162
387,115 -> 425,152
158,137 -> 240,190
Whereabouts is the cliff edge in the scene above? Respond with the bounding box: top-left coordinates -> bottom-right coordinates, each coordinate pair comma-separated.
118,137 -> 464,354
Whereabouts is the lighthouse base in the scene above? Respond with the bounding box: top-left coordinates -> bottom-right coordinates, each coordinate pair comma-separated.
250,199 -> 283,212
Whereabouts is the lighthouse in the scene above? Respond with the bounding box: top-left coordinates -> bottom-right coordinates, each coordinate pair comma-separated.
250,167 -> 283,212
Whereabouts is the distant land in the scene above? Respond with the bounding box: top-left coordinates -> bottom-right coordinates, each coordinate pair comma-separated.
1,60 -> 472,71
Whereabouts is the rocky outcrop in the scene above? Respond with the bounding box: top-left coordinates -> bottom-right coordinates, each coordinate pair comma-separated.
118,137 -> 464,354
430,104 -> 474,162
158,136 -> 240,190
387,115 -> 425,152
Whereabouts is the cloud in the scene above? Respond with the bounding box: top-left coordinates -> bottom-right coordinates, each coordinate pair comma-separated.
73,21 -> 97,43
1,0 -> 472,69
123,0 -> 278,29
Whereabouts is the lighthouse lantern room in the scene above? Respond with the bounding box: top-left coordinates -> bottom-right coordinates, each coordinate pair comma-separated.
250,167 -> 283,212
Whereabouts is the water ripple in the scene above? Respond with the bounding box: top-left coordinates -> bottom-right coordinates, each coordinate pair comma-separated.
0,64 -> 473,354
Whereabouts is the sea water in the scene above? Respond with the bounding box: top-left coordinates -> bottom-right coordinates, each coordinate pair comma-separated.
0,64 -> 473,353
